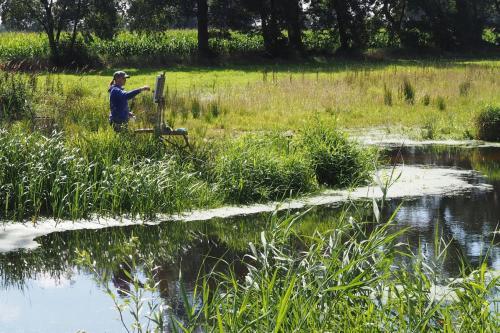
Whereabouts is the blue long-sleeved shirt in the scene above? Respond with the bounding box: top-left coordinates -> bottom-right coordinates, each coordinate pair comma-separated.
109,85 -> 142,123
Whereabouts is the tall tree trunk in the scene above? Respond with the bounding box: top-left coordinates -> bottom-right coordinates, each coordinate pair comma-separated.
349,0 -> 366,49
455,0 -> 483,47
70,0 -> 82,52
260,0 -> 281,56
40,0 -> 59,64
197,0 -> 210,57
418,0 -> 455,49
332,0 -> 350,50
381,0 -> 406,46
70,0 -> 83,51
285,0 -> 303,54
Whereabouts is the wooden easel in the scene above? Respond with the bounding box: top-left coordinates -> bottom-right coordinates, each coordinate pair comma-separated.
134,73 -> 190,150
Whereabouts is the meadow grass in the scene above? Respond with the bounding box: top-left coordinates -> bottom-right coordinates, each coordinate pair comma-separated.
0,59 -> 499,219
20,59 -> 499,140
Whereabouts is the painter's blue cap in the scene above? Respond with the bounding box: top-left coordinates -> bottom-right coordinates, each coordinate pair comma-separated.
113,71 -> 130,79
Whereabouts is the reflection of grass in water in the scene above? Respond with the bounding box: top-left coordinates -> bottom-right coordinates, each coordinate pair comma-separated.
2,198 -> 497,331
470,150 -> 500,181
0,204 -> 362,288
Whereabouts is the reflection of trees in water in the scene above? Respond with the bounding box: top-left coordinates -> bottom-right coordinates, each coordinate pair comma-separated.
384,186 -> 499,277
0,214 -> 266,289
145,238 -> 247,332
0,216 -> 258,332
383,145 -> 500,277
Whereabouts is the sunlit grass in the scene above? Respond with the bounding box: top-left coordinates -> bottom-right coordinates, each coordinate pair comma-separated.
30,60 -> 500,139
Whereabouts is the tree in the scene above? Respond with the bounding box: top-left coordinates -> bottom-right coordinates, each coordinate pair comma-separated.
127,0 -> 179,31
0,0 -> 88,64
376,0 -> 407,45
282,0 -> 304,53
210,0 -> 255,31
82,0 -> 121,39
404,0 -> 497,49
197,0 -> 210,56
330,0 -> 371,51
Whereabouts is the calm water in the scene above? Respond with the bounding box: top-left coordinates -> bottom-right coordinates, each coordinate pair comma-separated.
0,145 -> 499,333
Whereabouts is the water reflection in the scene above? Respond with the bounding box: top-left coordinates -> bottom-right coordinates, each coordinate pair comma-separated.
385,145 -> 500,276
0,145 -> 498,332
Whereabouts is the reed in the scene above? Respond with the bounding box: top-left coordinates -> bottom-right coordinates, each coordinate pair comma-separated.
0,122 -> 373,220
75,204 -> 499,332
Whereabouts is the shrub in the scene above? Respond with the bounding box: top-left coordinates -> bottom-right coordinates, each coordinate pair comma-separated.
299,123 -> 375,187
422,93 -> 431,106
383,83 -> 392,106
57,34 -> 101,68
459,80 -> 472,97
475,105 -> 500,141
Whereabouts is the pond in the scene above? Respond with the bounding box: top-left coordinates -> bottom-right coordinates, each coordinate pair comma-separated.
0,144 -> 499,333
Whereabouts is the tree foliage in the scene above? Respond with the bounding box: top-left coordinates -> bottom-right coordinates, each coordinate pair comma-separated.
0,0 -> 498,64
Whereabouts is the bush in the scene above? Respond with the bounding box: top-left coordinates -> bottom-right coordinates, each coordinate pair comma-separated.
476,105 -> 500,141
422,94 -> 431,106
459,80 -> 472,97
436,96 -> 446,110
299,123 -> 374,187
383,83 -> 392,106
57,34 -> 101,67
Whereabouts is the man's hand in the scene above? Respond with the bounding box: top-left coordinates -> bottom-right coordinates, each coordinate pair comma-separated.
141,86 -> 151,92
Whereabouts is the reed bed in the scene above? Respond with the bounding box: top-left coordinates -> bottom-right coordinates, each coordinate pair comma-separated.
0,123 -> 374,221
75,207 -> 499,332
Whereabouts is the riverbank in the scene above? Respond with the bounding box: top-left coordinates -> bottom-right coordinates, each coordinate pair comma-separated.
0,164 -> 492,253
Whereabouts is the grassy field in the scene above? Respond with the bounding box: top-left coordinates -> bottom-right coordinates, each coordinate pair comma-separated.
29,59 -> 500,139
0,58 -> 499,220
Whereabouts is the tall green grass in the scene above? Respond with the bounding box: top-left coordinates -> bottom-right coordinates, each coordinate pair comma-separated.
0,130 -> 219,220
300,123 -> 374,187
0,71 -> 35,122
213,134 -> 317,203
476,105 -> 500,142
0,123 -> 373,221
76,207 -> 499,332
